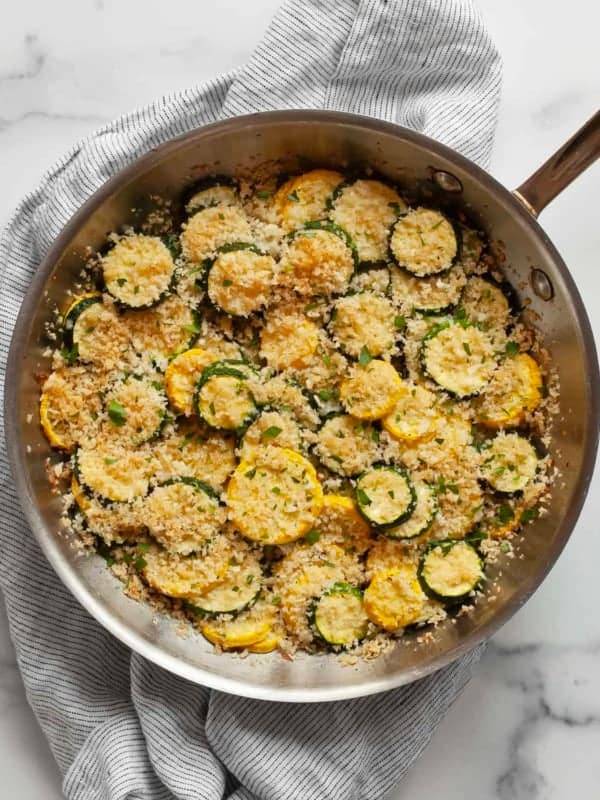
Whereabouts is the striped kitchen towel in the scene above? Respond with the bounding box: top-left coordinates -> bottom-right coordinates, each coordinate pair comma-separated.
0,1 -> 501,798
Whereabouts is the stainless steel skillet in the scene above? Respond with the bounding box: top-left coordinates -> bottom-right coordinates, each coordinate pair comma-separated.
4,110 -> 599,702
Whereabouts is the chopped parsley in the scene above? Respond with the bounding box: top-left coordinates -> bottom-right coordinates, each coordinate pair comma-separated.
261,426 -> 282,440
107,400 -> 127,427
358,345 -> 372,366
305,529 -> 321,545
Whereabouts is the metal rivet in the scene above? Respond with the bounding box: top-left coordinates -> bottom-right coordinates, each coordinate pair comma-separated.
432,170 -> 463,194
530,268 -> 554,301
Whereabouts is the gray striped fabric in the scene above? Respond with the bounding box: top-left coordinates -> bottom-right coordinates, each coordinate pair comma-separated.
0,1 -> 501,798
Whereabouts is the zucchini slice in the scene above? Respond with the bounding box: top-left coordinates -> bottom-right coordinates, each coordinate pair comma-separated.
150,420 -> 236,490
355,466 -> 416,527
65,296 -> 130,366
71,475 -> 143,544
384,481 -> 438,540
75,446 -> 151,503
330,291 -> 396,359
103,374 -> 167,444
62,293 -> 103,352
188,551 -> 262,615
102,234 -> 175,309
164,348 -> 219,416
226,447 -> 323,545
328,179 -> 406,266
143,477 -> 225,555
181,205 -> 252,263
260,308 -> 319,370
314,414 -> 380,477
311,583 -> 369,647
123,294 -> 201,362
460,276 -> 511,330
477,352 -> 543,429
480,432 -> 538,494
316,494 -> 373,555
363,565 -> 425,631
274,169 -> 344,231
420,321 -> 497,397
195,361 -> 257,431
206,243 -> 275,316
40,367 -> 101,452
200,600 -> 274,648
184,176 -> 239,215
418,540 -> 483,603
274,543 -> 363,641
142,537 -> 235,598
238,407 -> 304,461
339,359 -> 403,420
391,265 -> 466,314
390,208 -> 458,277
279,222 -> 356,298
382,381 -> 441,443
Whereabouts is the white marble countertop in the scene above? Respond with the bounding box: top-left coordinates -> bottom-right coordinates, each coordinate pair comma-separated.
0,1 -> 598,797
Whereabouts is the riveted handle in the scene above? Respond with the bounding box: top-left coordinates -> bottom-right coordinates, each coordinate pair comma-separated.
513,110 -> 600,217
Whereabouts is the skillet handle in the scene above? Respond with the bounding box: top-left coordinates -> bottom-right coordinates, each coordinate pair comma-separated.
513,110 -> 600,217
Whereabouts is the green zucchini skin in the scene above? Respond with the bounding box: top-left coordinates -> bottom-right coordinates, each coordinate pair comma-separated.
185,585 -> 261,617
309,582 -> 369,648
202,242 -> 267,317
193,360 -> 258,432
384,481 -> 438,540
62,294 -> 103,352
181,175 -> 238,216
355,465 -> 417,528
419,320 -> 496,399
162,475 -> 221,501
418,540 -> 484,605
388,210 -> 462,279
287,220 -> 360,269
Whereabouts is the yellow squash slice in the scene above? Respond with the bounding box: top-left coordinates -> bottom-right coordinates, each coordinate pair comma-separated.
340,359 -> 403,420
227,447 -> 323,545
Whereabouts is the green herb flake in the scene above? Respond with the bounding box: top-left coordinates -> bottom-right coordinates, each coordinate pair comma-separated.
271,596 -> 282,606
496,504 -> 515,525
505,340 -> 520,356
136,543 -> 150,554
209,401 -> 216,417
116,277 -> 127,287
246,574 -> 255,584
271,486 -> 281,495
183,320 -> 202,335
287,190 -> 300,203
256,190 -> 271,200
134,556 -> 147,571
356,488 -> 372,506
462,342 -> 472,356
245,467 -> 257,479
394,315 -> 407,331
358,345 -> 372,366
107,400 -> 127,427
520,507 -> 539,524
222,279 -> 233,287
305,529 -> 321,545
500,542 -> 511,553
103,457 -> 119,465
261,426 -> 282,440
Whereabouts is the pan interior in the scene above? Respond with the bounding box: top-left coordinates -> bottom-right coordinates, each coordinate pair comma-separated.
6,112 -> 598,700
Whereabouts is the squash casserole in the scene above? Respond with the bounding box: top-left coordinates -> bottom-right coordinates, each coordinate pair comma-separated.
38,169 -> 558,658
